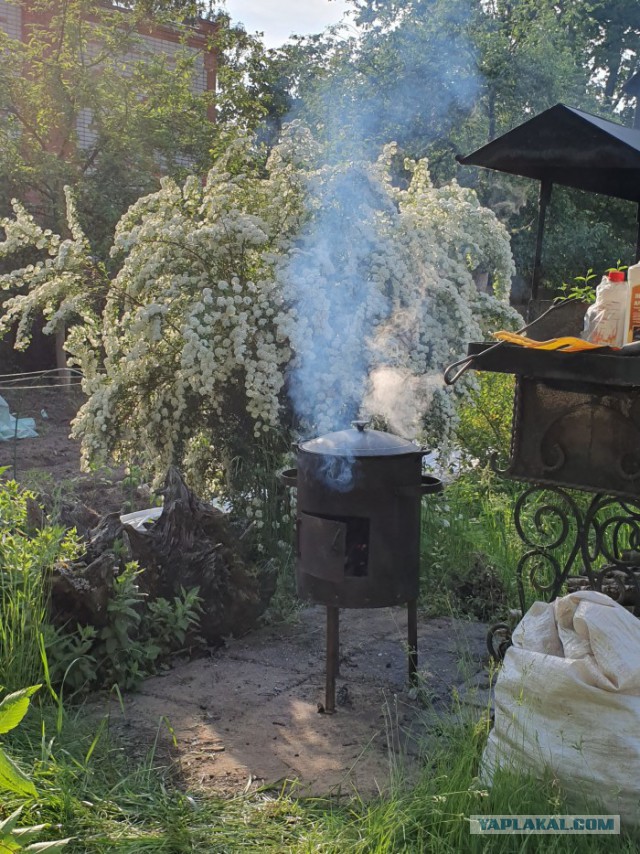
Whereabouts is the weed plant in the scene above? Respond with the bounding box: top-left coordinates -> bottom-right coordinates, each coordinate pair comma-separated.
0,472 -> 80,691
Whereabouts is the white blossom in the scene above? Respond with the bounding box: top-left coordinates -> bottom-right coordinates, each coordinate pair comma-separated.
0,127 -> 518,485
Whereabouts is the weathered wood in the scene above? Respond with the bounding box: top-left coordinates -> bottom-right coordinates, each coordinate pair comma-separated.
50,551 -> 118,627
58,468 -> 276,644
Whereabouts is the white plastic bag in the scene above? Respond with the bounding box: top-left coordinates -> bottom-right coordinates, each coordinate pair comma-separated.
119,506 -> 163,531
0,395 -> 37,441
482,590 -> 640,824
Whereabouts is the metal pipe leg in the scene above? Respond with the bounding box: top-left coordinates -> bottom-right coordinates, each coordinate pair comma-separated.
408,599 -> 418,685
325,606 -> 339,713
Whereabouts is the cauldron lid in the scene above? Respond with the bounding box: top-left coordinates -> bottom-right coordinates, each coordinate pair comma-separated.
299,421 -> 422,457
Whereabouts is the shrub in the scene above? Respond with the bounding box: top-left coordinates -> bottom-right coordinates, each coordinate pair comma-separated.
0,128 -> 519,499
45,565 -> 204,695
0,471 -> 79,691
455,371 -> 515,466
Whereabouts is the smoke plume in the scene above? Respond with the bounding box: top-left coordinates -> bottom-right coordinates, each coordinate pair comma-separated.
362,367 -> 441,439
282,0 -> 481,438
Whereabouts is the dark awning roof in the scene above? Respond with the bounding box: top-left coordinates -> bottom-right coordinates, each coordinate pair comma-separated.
457,103 -> 640,203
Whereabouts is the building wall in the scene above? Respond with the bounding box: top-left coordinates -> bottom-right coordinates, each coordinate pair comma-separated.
77,25 -> 212,149
0,0 -> 21,40
0,1 -> 217,150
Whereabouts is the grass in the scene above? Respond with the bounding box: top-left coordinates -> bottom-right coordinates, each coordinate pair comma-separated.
4,694 -> 639,853
420,463 -> 633,624
3,690 -> 636,852
0,477 -> 81,692
3,437 -> 640,851
420,467 -> 523,619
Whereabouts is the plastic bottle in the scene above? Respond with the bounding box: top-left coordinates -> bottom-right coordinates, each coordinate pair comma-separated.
582,270 -> 629,347
625,262 -> 640,343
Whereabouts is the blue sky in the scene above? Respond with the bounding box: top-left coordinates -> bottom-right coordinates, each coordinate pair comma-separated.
224,0 -> 351,48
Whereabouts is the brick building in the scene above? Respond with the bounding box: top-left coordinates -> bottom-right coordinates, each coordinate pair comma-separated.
0,0 -> 218,158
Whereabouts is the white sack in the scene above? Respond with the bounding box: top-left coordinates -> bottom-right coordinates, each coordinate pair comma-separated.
482,590 -> 640,824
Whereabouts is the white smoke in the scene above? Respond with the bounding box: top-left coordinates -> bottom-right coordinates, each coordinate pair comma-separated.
362,366 -> 441,439
281,0 -> 481,438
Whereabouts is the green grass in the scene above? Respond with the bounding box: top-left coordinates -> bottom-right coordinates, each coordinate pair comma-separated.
3,697 -> 638,853
420,468 -> 524,619
0,477 -> 81,691
420,463 -> 636,623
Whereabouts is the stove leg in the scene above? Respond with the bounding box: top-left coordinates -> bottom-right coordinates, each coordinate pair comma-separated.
408,598 -> 418,685
326,605 -> 339,713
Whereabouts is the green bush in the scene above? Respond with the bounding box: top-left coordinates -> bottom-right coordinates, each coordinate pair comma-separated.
0,471 -> 79,691
455,373 -> 515,466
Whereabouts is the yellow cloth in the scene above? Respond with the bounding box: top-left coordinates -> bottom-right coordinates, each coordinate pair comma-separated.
492,331 -> 613,352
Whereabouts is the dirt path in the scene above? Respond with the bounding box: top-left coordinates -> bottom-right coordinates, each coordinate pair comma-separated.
103,607 -> 490,798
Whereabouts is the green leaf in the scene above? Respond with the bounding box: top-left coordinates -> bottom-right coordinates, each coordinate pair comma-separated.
11,825 -> 47,839
105,639 -> 118,656
0,808 -> 23,835
0,687 -> 41,735
24,840 -> 72,852
0,747 -> 37,797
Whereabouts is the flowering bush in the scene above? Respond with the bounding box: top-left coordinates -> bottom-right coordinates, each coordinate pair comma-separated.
280,144 -> 519,439
0,126 -> 519,496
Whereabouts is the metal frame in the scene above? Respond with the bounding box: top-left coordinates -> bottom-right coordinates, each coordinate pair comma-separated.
323,600 -> 418,713
510,485 -> 640,614
456,103 -> 640,302
487,485 -> 640,658
464,346 -> 640,658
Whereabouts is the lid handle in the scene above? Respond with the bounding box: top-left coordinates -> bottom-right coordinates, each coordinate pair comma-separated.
351,419 -> 370,432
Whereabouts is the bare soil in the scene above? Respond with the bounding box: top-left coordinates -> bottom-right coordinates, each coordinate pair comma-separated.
101,608 -> 490,798
0,385 -> 84,481
1,384 -> 492,798
0,386 -> 147,529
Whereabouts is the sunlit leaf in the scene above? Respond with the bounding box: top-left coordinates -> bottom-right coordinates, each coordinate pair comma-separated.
0,748 -> 37,797
0,686 -> 41,735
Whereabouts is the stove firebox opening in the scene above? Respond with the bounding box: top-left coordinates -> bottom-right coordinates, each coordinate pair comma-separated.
312,513 -> 370,577
344,516 -> 369,577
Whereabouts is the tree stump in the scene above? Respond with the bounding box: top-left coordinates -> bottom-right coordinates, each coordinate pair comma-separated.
52,468 -> 276,644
